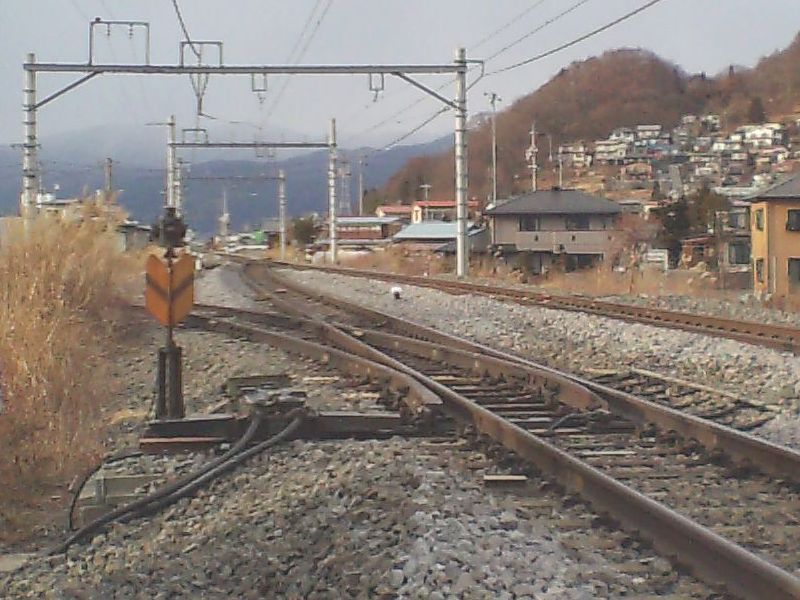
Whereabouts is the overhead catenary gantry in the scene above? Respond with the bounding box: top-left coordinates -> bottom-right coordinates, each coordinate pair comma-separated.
167,120 -> 330,260
21,17 -> 475,274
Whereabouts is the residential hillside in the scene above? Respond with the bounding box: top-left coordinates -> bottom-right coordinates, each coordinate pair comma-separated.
377,33 -> 800,206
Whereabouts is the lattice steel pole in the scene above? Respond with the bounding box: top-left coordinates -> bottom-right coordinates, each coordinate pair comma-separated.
278,168 -> 287,260
454,47 -> 469,278
328,118 -> 338,263
166,115 -> 177,209
21,52 -> 39,221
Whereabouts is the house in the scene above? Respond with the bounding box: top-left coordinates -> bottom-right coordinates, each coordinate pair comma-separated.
609,127 -> 636,144
410,200 -> 479,224
749,172 -> 800,299
261,217 -> 282,248
558,143 -> 592,168
620,162 -> 654,185
636,124 -> 662,143
336,216 -> 403,243
485,188 -> 622,274
375,204 -> 413,221
392,220 -> 489,253
116,220 -> 152,252
593,139 -> 628,164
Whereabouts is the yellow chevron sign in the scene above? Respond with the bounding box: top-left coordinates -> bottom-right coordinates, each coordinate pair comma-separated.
145,253 -> 194,326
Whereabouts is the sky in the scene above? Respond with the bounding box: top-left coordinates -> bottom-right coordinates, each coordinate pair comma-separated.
0,0 -> 799,155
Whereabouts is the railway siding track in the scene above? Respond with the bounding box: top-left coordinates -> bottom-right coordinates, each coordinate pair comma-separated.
268,260 -> 800,354
218,261 -> 800,599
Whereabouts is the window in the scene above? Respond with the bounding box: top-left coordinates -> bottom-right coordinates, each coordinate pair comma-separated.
755,208 -> 764,231
787,210 -> 800,231
789,258 -> 800,287
565,215 -> 590,230
755,258 -> 765,283
519,216 -> 540,231
728,242 -> 750,265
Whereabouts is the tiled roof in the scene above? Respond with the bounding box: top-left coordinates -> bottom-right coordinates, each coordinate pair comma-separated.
486,189 -> 622,215
393,220 -> 477,241
751,172 -> 800,200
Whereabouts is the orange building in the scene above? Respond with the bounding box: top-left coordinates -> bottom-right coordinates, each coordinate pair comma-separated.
750,173 -> 800,299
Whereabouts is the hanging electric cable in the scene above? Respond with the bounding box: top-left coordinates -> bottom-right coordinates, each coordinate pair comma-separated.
170,0 -> 201,58
490,0 -> 667,74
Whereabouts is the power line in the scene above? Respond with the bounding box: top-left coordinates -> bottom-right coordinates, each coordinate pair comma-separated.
374,107 -> 449,154
346,0 -> 587,145
471,0 -> 549,51
262,0 -> 333,124
483,0 -> 592,63
491,0 -> 667,74
286,0 -> 328,63
170,0 -> 201,59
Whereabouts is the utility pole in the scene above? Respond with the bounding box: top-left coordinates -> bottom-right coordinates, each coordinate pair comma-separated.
104,157 -> 113,199
485,92 -> 501,206
278,168 -> 287,260
357,156 -> 366,216
526,121 -> 538,192
166,115 -> 177,210
420,183 -> 431,202
419,183 -> 432,221
21,52 -> 38,222
219,187 -> 230,239
454,47 -> 468,278
328,118 -> 338,263
175,157 -> 185,215
339,159 -> 351,216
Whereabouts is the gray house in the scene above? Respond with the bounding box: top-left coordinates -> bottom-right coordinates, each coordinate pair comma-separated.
485,188 -> 622,273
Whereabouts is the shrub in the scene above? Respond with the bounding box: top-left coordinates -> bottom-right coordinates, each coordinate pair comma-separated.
0,215 -> 136,512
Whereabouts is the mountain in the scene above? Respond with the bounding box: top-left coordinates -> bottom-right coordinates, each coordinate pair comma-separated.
378,33 -> 800,204
0,134 -> 452,235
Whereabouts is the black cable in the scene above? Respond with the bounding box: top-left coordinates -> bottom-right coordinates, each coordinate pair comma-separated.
48,409 -> 296,554
170,0 -> 201,59
67,449 -> 144,531
483,0 -> 592,64
131,415 -> 304,520
491,0 -> 667,75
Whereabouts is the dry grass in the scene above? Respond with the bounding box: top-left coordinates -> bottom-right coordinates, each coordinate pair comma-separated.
0,214 -> 138,533
319,247 -> 750,304
536,264 -> 733,299
339,247 -> 454,276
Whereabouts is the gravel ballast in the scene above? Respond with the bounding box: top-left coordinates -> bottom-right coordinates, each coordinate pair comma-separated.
0,265 -> 720,598
281,268 -> 800,451
2,439 -> 712,599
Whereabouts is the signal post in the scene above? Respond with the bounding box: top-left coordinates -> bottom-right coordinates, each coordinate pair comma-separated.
146,206 -> 192,419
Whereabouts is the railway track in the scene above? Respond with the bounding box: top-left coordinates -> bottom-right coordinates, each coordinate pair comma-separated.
267,259 -> 800,354
193,260 -> 800,599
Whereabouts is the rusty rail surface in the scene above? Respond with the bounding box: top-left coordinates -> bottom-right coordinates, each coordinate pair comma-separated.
206,263 -> 800,599
265,259 -> 800,354
233,262 -> 800,598
251,262 -> 800,485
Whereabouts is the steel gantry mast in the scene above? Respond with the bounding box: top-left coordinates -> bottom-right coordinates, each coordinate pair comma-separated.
21,16 -> 473,273
173,130 -> 330,260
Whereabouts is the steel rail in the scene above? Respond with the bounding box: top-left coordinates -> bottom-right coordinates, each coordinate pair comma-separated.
184,313 -> 441,419
268,260 -> 800,353
252,262 -> 800,485
225,263 -> 800,598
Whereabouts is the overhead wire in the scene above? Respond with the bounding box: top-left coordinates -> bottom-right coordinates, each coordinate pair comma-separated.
354,0 -> 664,154
470,0 -> 550,51
490,0 -> 667,74
346,0 -> 588,147
340,0 -> 552,131
261,0 -> 333,126
482,0 -> 592,63
170,0 -> 201,59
